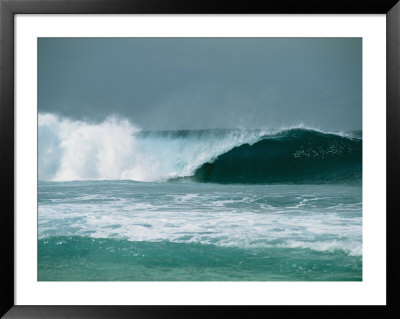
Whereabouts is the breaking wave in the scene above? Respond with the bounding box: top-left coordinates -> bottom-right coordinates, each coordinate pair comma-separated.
39,113 -> 361,184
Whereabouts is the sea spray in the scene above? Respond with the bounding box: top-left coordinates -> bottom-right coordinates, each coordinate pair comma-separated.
39,113 -> 361,184
39,114 -> 269,182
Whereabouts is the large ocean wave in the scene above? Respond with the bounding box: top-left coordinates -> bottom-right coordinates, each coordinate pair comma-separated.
193,129 -> 362,184
39,113 -> 361,183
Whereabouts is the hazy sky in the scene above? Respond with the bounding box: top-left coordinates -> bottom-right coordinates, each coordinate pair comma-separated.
38,38 -> 362,131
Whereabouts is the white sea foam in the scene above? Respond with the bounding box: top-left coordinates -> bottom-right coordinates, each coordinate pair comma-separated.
38,182 -> 362,256
280,240 -> 362,256
38,113 -> 269,182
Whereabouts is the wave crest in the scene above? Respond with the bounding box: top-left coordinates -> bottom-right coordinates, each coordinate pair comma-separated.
193,129 -> 362,184
39,114 -> 361,183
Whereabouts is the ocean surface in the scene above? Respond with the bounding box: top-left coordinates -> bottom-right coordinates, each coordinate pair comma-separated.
38,116 -> 362,281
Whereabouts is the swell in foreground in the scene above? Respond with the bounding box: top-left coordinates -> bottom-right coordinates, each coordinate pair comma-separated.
38,181 -> 362,281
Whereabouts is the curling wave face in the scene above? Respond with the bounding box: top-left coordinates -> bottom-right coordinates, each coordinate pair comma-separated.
193,129 -> 362,184
39,113 -> 361,184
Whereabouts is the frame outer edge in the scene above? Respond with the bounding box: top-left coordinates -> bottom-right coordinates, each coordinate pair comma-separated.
0,0 -> 15,317
1,0 -> 400,318
387,1 -> 400,316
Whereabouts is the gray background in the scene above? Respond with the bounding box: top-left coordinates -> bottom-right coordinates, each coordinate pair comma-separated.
38,38 -> 362,131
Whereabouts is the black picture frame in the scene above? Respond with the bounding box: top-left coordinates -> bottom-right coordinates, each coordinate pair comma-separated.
1,0 -> 399,318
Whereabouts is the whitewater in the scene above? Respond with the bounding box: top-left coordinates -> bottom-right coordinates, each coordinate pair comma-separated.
39,113 -> 270,182
38,113 -> 361,183
38,113 -> 362,281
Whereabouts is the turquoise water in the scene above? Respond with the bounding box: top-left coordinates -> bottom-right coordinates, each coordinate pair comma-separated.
38,126 -> 362,281
38,181 -> 362,281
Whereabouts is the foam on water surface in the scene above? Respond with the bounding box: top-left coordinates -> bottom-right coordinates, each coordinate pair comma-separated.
39,181 -> 362,256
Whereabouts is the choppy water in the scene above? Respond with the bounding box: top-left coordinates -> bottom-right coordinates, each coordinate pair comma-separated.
38,181 -> 362,281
